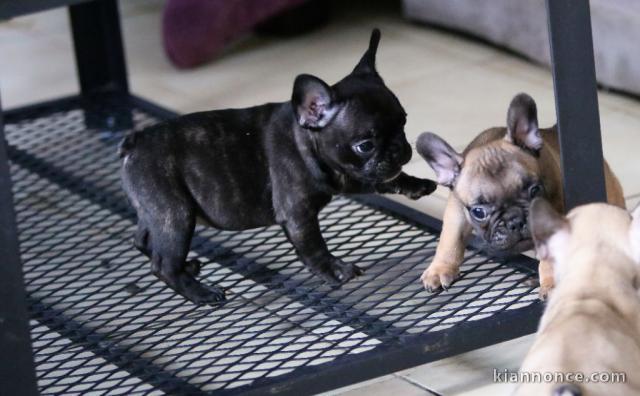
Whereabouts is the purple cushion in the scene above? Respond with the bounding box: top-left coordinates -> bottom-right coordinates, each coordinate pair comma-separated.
163,0 -> 307,68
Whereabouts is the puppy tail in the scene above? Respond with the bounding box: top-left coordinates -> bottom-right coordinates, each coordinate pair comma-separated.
118,133 -> 136,158
552,383 -> 582,396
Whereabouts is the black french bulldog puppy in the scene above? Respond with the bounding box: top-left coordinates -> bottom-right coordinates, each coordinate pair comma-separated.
119,29 -> 437,304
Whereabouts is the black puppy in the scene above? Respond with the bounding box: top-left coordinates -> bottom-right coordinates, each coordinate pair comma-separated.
119,29 -> 437,304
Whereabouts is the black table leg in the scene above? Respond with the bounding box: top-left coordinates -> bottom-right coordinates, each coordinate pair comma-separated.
69,0 -> 128,95
546,0 -> 607,210
0,97 -> 39,395
69,0 -> 131,130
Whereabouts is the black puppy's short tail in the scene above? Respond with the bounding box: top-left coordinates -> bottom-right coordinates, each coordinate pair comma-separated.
118,133 -> 136,158
552,383 -> 582,396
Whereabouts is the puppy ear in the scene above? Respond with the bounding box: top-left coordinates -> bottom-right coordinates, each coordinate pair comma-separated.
529,198 -> 568,261
352,28 -> 381,76
416,132 -> 463,188
292,74 -> 339,129
505,93 -> 543,154
630,204 -> 640,263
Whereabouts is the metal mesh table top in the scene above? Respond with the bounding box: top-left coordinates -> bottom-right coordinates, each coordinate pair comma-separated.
4,94 -> 542,395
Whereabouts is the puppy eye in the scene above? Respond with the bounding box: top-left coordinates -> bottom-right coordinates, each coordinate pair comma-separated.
529,184 -> 543,198
470,206 -> 488,221
353,140 -> 376,155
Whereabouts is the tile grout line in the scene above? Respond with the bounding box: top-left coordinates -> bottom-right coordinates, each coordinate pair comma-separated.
395,374 -> 445,396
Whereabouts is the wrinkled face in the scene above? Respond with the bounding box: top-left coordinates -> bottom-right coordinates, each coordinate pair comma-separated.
291,28 -> 412,185
456,142 -> 544,255
416,92 -> 548,257
314,84 -> 412,183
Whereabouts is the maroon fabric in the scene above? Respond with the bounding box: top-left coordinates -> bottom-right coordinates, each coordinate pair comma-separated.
163,0 -> 307,69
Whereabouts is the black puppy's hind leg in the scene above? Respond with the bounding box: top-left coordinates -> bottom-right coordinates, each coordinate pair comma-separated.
133,219 -> 151,257
135,220 -> 202,275
147,211 -> 225,305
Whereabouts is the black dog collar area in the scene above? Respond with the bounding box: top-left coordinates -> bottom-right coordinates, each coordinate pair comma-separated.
4,93 -> 542,396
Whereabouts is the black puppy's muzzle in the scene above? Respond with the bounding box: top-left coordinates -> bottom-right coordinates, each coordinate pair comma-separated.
371,135 -> 412,181
390,136 -> 412,166
374,162 -> 402,182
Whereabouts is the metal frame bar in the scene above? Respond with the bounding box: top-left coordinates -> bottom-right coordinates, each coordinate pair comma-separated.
546,0 -> 607,210
0,0 -> 89,19
0,97 -> 39,396
0,2 -> 131,393
69,0 -> 128,96
236,303 -> 542,396
69,0 -> 131,131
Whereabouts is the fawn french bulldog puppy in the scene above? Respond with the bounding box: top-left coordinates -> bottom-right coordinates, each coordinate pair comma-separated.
119,29 -> 437,304
514,200 -> 640,396
416,93 -> 625,299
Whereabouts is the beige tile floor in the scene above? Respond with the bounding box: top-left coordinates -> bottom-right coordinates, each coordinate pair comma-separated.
1,1 -> 639,395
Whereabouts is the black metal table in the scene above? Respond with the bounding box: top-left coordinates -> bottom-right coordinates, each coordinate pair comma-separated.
0,1 -> 606,395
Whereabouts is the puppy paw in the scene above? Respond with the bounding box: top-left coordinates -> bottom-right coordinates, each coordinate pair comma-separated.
404,178 -> 438,200
421,263 -> 459,292
538,279 -> 554,301
182,282 -> 226,305
329,258 -> 363,283
538,260 -> 555,301
311,257 -> 362,284
163,272 -> 225,305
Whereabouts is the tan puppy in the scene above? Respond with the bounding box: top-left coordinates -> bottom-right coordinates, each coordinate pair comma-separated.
514,200 -> 640,396
416,93 -> 625,298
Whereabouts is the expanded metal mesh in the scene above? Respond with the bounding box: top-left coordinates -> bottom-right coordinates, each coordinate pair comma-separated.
5,97 -> 540,395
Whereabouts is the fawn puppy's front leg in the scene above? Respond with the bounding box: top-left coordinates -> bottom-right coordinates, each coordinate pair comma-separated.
421,194 -> 471,291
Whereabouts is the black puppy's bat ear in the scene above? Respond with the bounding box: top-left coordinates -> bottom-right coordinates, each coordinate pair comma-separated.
529,198 -> 569,261
505,93 -> 543,154
292,74 -> 339,129
416,132 -> 463,188
352,28 -> 381,76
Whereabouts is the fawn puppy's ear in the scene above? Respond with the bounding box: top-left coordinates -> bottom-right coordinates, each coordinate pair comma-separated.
505,93 -> 543,154
416,132 -> 463,188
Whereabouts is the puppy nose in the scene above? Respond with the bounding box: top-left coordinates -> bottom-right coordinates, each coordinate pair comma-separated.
507,218 -> 523,232
504,211 -> 525,232
376,162 -> 391,173
390,138 -> 412,163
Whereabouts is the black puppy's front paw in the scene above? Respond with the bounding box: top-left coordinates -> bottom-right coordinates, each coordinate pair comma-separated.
330,258 -> 363,283
402,177 -> 437,200
312,257 -> 362,284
